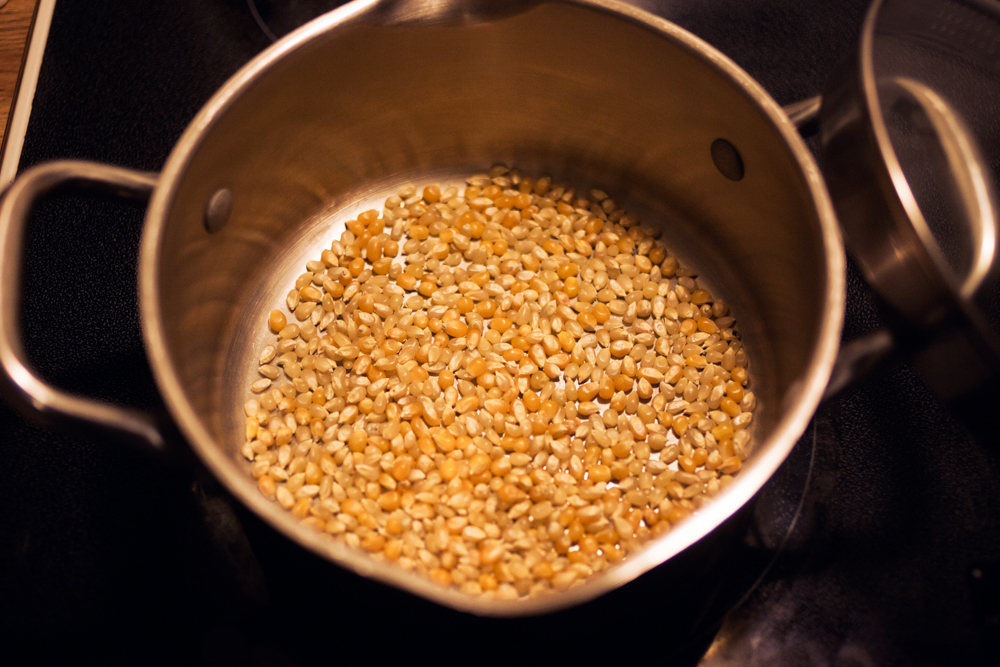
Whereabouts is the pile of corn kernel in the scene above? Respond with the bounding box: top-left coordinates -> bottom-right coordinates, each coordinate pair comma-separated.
242,165 -> 755,599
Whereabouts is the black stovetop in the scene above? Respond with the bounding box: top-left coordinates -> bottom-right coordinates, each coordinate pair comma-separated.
2,1 -> 998,664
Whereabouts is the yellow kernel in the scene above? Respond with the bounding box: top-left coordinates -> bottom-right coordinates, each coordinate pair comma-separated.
532,561 -> 554,579
577,383 -> 599,402
348,429 -> 368,452
477,300 -> 497,317
440,459 -> 459,481
490,457 -> 513,477
498,484 -> 525,503
257,475 -> 276,499
423,184 -> 441,203
690,289 -> 713,305
479,573 -> 498,591
726,381 -> 745,403
593,303 -> 610,323
397,273 -> 417,291
685,355 -> 708,369
268,310 -> 286,333
384,539 -> 402,560
445,320 -> 469,337
379,491 -> 401,511
366,237 -> 383,263
467,357 -> 488,377
438,369 -> 455,389
429,569 -> 452,586
712,424 -> 734,441
392,456 -> 412,482
290,497 -> 311,518
491,317 -> 512,333
563,276 -> 580,298
589,465 -> 612,483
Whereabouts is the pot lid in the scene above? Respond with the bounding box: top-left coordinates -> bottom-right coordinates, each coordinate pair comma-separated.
818,0 -> 1000,437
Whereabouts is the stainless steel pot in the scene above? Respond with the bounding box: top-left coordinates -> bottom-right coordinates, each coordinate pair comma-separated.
0,0 -> 843,615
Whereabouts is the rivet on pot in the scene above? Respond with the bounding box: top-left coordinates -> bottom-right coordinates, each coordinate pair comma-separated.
711,139 -> 744,182
204,187 -> 233,233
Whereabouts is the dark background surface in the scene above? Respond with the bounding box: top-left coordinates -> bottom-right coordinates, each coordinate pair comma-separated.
1,1 -> 998,664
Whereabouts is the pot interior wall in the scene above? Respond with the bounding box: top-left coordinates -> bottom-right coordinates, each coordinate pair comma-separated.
152,3 -> 829,491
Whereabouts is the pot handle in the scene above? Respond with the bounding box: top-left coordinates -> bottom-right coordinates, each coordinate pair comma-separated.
783,95 -> 822,133
877,76 -> 997,300
0,160 -> 169,453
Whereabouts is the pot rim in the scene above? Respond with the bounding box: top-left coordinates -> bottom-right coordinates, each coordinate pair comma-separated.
138,0 -> 845,616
